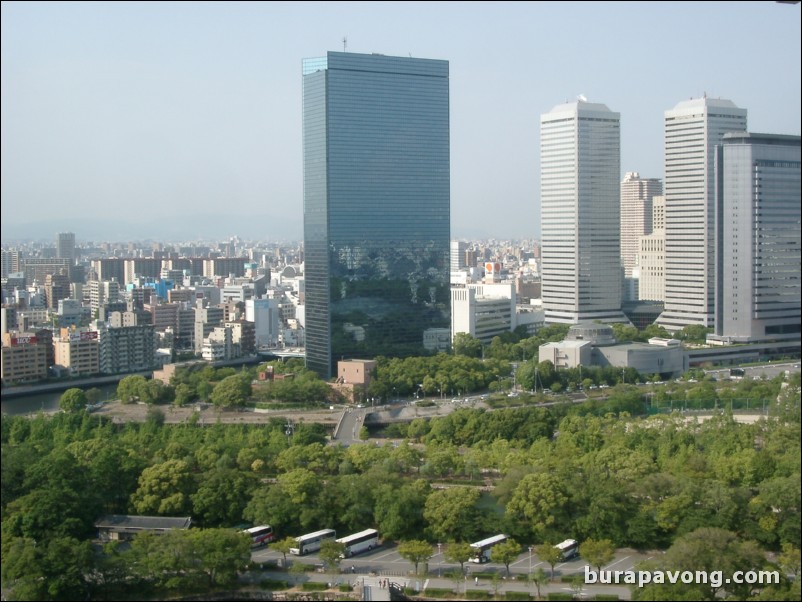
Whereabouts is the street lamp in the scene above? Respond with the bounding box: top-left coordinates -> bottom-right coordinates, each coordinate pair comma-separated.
528,546 -> 533,575
437,543 -> 442,577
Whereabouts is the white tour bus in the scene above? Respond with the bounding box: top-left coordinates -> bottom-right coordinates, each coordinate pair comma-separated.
554,539 -> 579,560
469,533 -> 509,563
336,528 -> 380,558
242,525 -> 275,547
289,528 -> 337,555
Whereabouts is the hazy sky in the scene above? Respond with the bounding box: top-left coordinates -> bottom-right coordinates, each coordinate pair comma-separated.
2,1 -> 800,242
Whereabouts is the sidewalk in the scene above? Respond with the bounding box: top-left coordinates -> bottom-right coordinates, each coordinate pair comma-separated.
241,567 -> 632,600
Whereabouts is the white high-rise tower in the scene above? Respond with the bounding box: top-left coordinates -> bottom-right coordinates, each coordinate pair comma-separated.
540,100 -> 627,324
620,173 -> 662,278
656,97 -> 747,331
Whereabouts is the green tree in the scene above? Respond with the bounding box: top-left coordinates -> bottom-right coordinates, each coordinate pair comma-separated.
444,541 -> 473,575
84,387 -> 103,404
579,538 -> 615,574
191,468 -> 255,527
319,540 -> 346,574
491,538 -> 521,576
59,388 -> 87,413
139,379 -> 169,405
130,459 -> 194,515
270,536 -> 296,568
507,473 -> 569,537
777,542 -> 801,580
423,487 -> 481,542
529,567 -> 549,599
117,374 -> 147,403
374,480 -> 430,540
3,485 -> 96,541
567,573 -> 585,599
173,383 -> 195,406
288,559 -> 307,584
0,535 -> 94,601
612,324 -> 639,343
535,543 -> 562,581
676,324 -> 712,344
188,528 -> 251,588
662,528 -> 765,600
211,373 -> 252,409
398,539 -> 433,575
452,332 -> 482,358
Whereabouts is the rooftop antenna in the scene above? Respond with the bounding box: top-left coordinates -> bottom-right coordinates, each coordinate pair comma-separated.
342,36 -> 347,52
578,94 -> 588,102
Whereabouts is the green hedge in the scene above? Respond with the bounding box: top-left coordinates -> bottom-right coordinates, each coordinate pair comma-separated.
301,582 -> 329,591
465,590 -> 492,600
423,587 -> 454,597
594,596 -> 619,601
259,578 -> 290,590
472,571 -> 497,579
547,594 -> 573,601
504,592 -> 531,601
338,583 -> 353,592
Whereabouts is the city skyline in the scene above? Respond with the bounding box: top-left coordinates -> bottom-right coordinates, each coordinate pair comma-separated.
2,2 -> 800,241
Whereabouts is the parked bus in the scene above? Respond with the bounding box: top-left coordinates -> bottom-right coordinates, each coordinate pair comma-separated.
289,528 -> 336,555
243,525 -> 275,547
469,534 -> 509,563
336,529 -> 380,558
554,539 -> 579,560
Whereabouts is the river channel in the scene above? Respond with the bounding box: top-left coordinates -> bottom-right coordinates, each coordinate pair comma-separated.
1,382 -> 120,416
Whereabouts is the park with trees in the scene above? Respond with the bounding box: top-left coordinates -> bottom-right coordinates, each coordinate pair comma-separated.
1,332 -> 800,600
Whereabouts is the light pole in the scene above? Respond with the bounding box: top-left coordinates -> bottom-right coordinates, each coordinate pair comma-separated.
528,546 -> 533,575
437,543 -> 442,577
285,419 -> 294,445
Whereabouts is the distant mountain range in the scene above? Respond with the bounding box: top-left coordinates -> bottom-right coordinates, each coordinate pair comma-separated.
1,214 -> 536,243
1,213 -> 304,244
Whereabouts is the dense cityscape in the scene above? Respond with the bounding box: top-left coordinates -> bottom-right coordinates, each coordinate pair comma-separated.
2,3 -> 801,602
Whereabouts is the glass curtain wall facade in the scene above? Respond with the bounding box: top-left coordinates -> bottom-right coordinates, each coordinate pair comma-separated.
540,101 -> 626,324
713,133 -> 801,342
303,52 -> 450,378
657,98 -> 747,331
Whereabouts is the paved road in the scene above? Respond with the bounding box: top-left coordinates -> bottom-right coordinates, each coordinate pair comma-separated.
333,407 -> 367,445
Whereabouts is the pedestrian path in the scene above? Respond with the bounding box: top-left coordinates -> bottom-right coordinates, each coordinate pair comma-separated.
360,575 -> 395,601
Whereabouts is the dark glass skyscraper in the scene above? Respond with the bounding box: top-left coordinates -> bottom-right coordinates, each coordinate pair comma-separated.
303,52 -> 450,378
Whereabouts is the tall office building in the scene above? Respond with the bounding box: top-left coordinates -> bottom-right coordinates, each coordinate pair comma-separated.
638,196 -> 667,302
620,173 -> 662,278
303,51 -> 450,378
540,100 -> 626,324
451,240 -> 467,271
1,250 -> 21,278
657,97 -> 747,331
56,232 -> 76,264
713,133 -> 801,343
